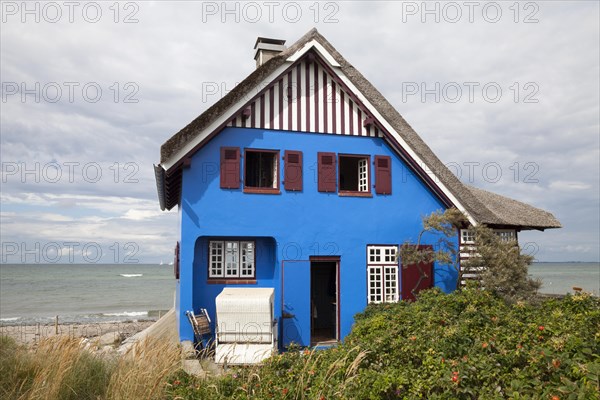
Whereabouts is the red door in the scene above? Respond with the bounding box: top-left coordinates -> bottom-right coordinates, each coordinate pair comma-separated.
401,245 -> 433,301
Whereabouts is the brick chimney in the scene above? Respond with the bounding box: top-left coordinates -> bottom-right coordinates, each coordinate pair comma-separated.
254,37 -> 286,68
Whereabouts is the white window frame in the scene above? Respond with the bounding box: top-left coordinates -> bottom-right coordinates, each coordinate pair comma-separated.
209,240 -> 255,279
495,229 -> 516,243
358,158 -> 368,192
367,245 -> 399,304
339,154 -> 371,194
461,229 -> 475,244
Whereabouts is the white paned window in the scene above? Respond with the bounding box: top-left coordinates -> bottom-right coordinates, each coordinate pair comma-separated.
367,265 -> 383,304
240,241 -> 255,277
358,158 -> 368,192
496,230 -> 516,242
461,229 -> 475,244
209,241 -> 224,277
368,245 -> 398,264
225,241 -> 239,277
367,245 -> 399,304
209,240 -> 255,279
339,154 -> 370,193
384,266 -> 398,302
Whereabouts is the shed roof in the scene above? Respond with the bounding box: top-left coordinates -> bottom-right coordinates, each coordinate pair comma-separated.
155,28 -> 560,230
464,185 -> 561,229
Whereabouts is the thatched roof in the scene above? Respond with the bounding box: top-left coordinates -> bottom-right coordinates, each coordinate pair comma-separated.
156,28 -> 561,230
464,185 -> 561,229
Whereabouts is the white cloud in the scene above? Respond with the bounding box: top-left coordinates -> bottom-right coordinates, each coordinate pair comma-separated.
1,1 -> 598,262
549,181 -> 592,191
122,208 -> 163,221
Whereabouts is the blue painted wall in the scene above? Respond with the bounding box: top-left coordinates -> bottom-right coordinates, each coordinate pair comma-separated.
176,127 -> 457,345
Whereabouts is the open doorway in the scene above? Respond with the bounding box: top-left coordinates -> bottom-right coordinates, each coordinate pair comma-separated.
310,260 -> 338,345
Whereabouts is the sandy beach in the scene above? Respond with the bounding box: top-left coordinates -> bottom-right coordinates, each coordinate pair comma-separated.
0,319 -> 158,346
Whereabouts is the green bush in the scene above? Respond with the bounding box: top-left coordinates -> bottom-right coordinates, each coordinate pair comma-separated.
167,289 -> 600,399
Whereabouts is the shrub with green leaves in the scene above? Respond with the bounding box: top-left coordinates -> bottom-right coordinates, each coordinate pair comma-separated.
167,289 -> 600,400
463,224 -> 542,302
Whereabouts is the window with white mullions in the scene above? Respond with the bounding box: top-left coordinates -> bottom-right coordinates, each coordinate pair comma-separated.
209,240 -> 256,279
209,241 -> 224,277
495,230 -> 516,242
384,266 -> 398,302
367,245 -> 399,304
240,241 -> 255,277
339,154 -> 370,193
368,245 -> 398,265
225,241 -> 239,277
358,158 -> 368,192
461,229 -> 475,244
368,265 -> 383,303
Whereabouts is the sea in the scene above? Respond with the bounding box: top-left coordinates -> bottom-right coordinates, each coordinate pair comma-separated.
0,264 -> 174,326
528,262 -> 599,296
0,262 -> 598,326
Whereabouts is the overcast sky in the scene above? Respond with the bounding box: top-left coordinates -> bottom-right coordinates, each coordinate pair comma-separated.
1,1 -> 598,264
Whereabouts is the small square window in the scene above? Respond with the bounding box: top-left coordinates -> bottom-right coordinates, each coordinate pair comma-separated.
461,229 -> 475,244
339,155 -> 370,193
244,149 -> 279,193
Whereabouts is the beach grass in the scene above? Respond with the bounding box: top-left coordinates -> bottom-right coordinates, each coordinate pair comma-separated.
0,335 -> 181,400
107,337 -> 181,400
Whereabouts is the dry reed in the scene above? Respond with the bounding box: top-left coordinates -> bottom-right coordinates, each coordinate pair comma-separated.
1,334 -> 182,400
106,336 -> 181,400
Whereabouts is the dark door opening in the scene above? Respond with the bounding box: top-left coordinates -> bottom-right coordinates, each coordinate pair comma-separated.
310,261 -> 338,345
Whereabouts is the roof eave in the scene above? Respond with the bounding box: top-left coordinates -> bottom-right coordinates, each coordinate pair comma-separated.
154,164 -> 166,211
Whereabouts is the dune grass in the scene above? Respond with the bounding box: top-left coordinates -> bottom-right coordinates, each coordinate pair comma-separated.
0,335 -> 181,400
107,337 -> 181,400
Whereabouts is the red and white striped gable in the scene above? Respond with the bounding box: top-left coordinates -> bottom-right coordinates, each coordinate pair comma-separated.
226,57 -> 383,138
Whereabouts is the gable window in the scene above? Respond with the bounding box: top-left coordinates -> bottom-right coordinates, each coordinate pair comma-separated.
244,149 -> 279,194
339,154 -> 370,194
367,245 -> 399,304
209,240 -> 255,279
461,229 -> 475,244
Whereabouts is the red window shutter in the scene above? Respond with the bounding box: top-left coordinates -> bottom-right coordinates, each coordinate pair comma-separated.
284,150 -> 303,191
375,155 -> 392,194
318,152 -> 337,192
220,147 -> 240,189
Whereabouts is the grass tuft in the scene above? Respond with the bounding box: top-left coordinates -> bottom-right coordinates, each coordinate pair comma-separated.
107,337 -> 181,400
0,335 -> 181,400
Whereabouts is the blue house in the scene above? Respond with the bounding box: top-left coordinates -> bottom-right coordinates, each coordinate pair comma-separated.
154,29 -> 560,349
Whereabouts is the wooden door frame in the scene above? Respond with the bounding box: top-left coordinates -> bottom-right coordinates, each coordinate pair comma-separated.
309,256 -> 340,342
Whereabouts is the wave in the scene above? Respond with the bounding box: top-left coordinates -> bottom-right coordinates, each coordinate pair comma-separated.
0,317 -> 20,322
120,274 -> 143,278
102,311 -> 148,317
